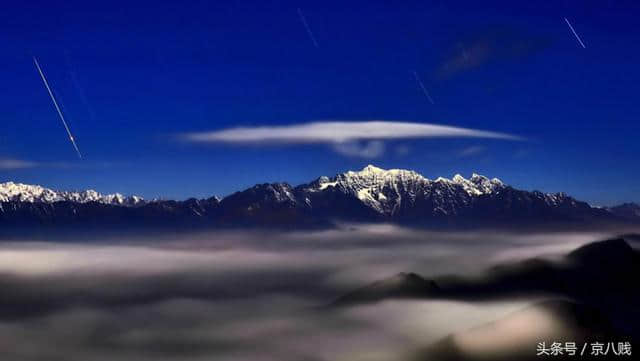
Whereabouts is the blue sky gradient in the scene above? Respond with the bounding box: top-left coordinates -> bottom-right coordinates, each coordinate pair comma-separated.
1,0 -> 639,205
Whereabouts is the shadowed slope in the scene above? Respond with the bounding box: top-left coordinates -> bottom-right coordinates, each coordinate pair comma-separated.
416,300 -> 622,361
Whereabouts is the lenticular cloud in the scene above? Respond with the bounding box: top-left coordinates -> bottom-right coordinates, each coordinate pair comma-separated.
182,121 -> 522,144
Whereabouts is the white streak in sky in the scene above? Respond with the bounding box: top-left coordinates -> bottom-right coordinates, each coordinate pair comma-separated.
297,8 -> 319,48
564,17 -> 586,49
0,158 -> 38,170
183,121 -> 523,144
413,71 -> 435,104
33,57 -> 82,159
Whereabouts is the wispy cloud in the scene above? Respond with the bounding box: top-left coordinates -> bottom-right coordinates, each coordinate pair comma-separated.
0,158 -> 38,170
437,25 -> 552,79
0,158 -> 124,170
182,121 -> 522,144
332,140 -> 385,158
395,145 -> 410,157
457,145 -> 486,158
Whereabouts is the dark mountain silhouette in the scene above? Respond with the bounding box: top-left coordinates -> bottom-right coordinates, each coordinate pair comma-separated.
332,272 -> 440,307
332,238 -> 640,307
1,166 -> 638,235
607,203 -> 640,220
331,238 -> 640,360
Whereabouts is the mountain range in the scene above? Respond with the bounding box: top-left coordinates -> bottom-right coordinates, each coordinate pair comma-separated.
330,237 -> 640,360
1,165 -> 638,234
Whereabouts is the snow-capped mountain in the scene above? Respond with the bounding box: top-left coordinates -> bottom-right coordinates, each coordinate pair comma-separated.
0,165 -> 635,234
0,181 -> 145,206
212,165 -> 617,228
300,164 -> 507,216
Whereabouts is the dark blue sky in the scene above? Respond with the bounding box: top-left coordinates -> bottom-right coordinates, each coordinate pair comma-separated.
1,0 -> 639,205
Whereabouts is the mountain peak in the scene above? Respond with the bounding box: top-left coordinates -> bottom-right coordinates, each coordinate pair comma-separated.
331,271 -> 439,307
1,165 -> 635,231
349,164 -> 421,179
0,181 -> 145,206
567,238 -> 634,264
300,166 -> 514,216
607,203 -> 640,220
361,164 -> 385,173
452,174 -> 466,183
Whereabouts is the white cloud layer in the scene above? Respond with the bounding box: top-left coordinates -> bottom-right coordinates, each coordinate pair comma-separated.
183,121 -> 522,144
0,158 -> 38,170
0,159 -> 125,170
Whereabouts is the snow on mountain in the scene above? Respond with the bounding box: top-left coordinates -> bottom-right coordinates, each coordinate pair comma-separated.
0,165 -> 628,231
0,181 -> 145,206
0,165 -> 605,220
302,164 -> 509,215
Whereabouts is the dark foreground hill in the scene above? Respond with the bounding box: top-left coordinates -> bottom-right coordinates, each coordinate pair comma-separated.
331,237 -> 640,361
